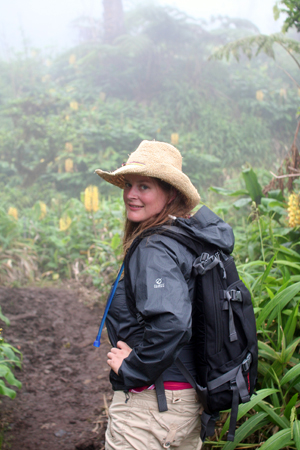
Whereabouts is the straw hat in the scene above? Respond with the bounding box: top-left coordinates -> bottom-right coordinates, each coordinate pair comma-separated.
95,140 -> 200,209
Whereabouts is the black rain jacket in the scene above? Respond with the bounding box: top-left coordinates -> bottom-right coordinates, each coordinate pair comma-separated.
105,206 -> 234,391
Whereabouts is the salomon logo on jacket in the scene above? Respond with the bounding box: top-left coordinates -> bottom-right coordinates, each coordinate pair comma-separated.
154,278 -> 164,288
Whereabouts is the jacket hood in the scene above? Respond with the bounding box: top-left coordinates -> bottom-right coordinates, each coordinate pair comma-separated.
173,205 -> 235,254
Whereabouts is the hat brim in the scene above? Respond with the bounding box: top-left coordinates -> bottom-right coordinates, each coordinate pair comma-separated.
95,163 -> 200,209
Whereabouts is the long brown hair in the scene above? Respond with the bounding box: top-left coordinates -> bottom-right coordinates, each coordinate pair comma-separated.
123,178 -> 191,255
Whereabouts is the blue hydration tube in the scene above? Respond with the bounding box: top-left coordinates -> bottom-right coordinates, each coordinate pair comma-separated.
93,262 -> 124,348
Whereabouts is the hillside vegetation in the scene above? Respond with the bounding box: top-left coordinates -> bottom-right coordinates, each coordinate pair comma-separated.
1,4 -> 300,449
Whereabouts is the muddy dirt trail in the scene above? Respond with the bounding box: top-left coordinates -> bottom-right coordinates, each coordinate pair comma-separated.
0,286 -> 113,450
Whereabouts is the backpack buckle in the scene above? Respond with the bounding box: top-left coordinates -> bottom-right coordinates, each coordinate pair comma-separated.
230,379 -> 237,390
242,353 -> 252,372
193,253 -> 212,275
200,252 -> 210,262
136,312 -> 145,327
229,290 -> 242,302
193,252 -> 226,277
219,250 -> 229,261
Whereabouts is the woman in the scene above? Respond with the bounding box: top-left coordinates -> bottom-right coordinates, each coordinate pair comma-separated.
96,140 -> 203,450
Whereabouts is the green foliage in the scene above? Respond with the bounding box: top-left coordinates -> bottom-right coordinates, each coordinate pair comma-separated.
242,167 -> 263,204
210,2 -> 300,182
212,32 -> 300,68
0,207 -> 37,285
210,166 -> 284,220
213,267 -> 300,447
0,193 -> 124,294
33,195 -> 124,290
205,167 -> 300,447
274,0 -> 300,33
0,308 -> 22,399
0,4 -> 298,202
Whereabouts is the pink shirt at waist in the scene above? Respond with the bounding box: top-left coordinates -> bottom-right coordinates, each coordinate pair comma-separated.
129,381 -> 193,393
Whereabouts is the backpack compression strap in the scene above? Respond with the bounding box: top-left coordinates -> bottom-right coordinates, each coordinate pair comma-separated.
155,375 -> 168,412
174,358 -> 218,441
206,356 -> 252,441
220,289 -> 243,342
176,355 -> 252,441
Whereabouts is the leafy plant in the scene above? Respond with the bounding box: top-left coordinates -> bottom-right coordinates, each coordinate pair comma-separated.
204,164 -> 300,448
274,0 -> 300,33
0,308 -> 22,399
0,4 -> 298,202
0,207 -> 37,285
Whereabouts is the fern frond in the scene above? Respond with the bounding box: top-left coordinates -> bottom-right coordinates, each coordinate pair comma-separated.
211,33 -> 300,69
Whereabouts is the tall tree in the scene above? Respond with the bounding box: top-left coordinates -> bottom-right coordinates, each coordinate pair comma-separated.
103,0 -> 125,43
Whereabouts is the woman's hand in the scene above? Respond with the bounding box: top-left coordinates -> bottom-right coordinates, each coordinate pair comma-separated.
107,341 -> 132,375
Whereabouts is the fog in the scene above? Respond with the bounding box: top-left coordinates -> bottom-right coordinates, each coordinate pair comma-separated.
0,0 -> 283,57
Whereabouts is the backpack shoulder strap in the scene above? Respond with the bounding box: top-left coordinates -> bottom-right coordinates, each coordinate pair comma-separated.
161,225 -> 202,254
123,226 -> 200,412
124,225 -> 201,319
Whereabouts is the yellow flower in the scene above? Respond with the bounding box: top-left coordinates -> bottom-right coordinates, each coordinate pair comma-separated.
70,101 -> 79,110
287,193 -> 300,227
65,115 -> 70,121
39,202 -> 47,220
256,90 -> 264,101
69,54 -> 76,65
84,185 -> 99,212
59,215 -> 72,231
8,207 -> 18,220
171,133 -> 179,145
65,142 -> 73,152
280,88 -> 287,98
65,158 -> 74,173
42,74 -> 50,83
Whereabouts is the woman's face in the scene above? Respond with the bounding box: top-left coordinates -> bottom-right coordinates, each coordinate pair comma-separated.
123,174 -> 170,223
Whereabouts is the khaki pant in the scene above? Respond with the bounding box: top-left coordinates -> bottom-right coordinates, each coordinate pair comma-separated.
105,389 -> 202,450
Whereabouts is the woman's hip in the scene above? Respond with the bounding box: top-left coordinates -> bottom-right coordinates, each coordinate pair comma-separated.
105,389 -> 203,450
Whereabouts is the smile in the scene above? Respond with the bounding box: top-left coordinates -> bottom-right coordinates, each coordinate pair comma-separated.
128,204 -> 143,209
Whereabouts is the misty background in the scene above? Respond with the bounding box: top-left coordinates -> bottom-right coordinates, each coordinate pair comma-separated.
0,0 -> 298,204
1,0 -> 284,56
